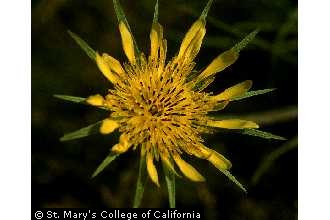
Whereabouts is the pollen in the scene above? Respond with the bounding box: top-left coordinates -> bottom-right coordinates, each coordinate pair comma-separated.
102,55 -> 217,162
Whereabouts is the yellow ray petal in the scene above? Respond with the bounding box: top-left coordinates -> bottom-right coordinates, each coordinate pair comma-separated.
207,149 -> 232,170
173,154 -> 205,182
212,100 -> 230,111
102,53 -> 125,76
161,155 -> 181,177
86,94 -> 104,106
190,146 -> 231,170
177,19 -> 206,62
184,27 -> 206,62
100,119 -> 119,134
160,39 -> 167,61
96,52 -> 118,83
157,39 -> 167,77
119,21 -> 136,64
211,80 -> 253,101
198,49 -> 239,80
111,134 -> 131,154
150,22 -> 163,60
146,152 -> 160,187
185,145 -> 211,159
207,119 -> 259,129
150,28 -> 159,59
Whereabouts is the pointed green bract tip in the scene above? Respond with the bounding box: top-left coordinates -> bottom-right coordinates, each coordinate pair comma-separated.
53,94 -> 86,104
91,153 -> 119,178
241,129 -> 287,141
112,0 -> 126,23
153,0 -> 159,23
232,29 -> 259,53
200,0 -> 214,20
221,169 -> 247,193
67,30 -> 96,60
59,121 -> 102,142
231,88 -> 276,101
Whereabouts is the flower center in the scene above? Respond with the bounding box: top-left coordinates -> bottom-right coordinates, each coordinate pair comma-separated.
149,104 -> 161,116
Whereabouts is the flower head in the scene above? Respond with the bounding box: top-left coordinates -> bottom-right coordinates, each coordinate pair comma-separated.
83,0 -> 259,188
60,0 -> 276,200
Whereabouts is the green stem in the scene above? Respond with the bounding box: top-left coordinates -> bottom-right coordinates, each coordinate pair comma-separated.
133,148 -> 147,208
163,163 -> 176,208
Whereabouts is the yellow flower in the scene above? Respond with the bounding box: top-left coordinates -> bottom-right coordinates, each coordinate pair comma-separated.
82,0 -> 259,187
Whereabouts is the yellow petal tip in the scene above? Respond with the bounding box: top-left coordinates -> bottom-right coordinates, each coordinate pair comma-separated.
178,19 -> 206,61
96,52 -> 118,83
199,49 -> 239,80
119,21 -> 136,64
100,119 -> 119,134
212,80 -> 253,102
146,153 -> 160,187
86,94 -> 104,106
173,155 -> 205,182
208,150 -> 232,170
111,134 -> 131,154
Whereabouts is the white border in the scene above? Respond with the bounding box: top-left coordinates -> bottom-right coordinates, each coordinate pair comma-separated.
0,0 -> 31,219
299,0 -> 330,219
1,0 -> 330,219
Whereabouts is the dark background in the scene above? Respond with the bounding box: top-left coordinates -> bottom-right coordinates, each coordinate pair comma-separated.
32,0 -> 297,219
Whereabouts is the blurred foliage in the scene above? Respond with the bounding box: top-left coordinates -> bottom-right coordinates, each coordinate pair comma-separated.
32,0 -> 297,219
252,136 -> 298,185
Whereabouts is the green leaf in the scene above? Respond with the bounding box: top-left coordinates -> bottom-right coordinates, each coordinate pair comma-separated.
251,136 -> 297,185
232,29 -> 259,53
163,162 -> 176,208
153,0 -> 159,23
231,88 -> 276,101
60,121 -> 102,142
240,129 -> 287,140
112,0 -> 140,55
54,94 -> 86,104
68,30 -> 96,60
91,152 -> 119,178
133,149 -> 147,208
220,169 -> 247,193
200,0 -> 214,20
